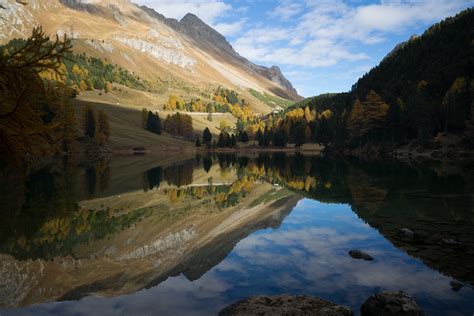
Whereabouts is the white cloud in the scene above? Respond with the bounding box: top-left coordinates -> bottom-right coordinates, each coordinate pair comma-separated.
269,1 -> 304,20
213,19 -> 246,36
232,0 -> 470,68
135,0 -> 231,25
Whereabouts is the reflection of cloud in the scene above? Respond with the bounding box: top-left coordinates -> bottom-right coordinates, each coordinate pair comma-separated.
227,200 -> 471,309
5,200 -> 473,315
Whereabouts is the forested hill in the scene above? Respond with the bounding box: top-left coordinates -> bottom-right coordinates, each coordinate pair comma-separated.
286,8 -> 473,151
350,8 -> 473,140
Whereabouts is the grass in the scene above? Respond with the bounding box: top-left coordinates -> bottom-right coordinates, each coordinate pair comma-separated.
249,187 -> 292,208
249,88 -> 294,109
72,98 -> 194,152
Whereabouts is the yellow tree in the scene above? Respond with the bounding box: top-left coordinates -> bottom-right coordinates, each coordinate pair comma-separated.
0,26 -> 73,163
348,90 -> 389,142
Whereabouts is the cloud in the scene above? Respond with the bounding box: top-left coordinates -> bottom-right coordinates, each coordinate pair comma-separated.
232,0 -> 470,68
214,19 -> 246,36
269,1 -> 304,20
135,0 -> 231,25
353,1 -> 470,32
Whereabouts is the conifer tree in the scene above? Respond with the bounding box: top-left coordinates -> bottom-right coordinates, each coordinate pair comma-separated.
82,106 -> 96,139
203,127 -> 212,146
98,110 -> 110,144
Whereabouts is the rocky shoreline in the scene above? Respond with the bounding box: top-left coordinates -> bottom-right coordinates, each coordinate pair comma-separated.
219,291 -> 423,316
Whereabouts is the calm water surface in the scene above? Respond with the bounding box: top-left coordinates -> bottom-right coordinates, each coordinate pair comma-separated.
0,154 -> 473,315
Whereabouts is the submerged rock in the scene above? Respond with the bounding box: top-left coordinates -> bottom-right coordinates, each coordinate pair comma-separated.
450,280 -> 463,291
397,228 -> 416,240
219,295 -> 354,316
349,250 -> 374,261
440,239 -> 465,249
360,291 -> 423,316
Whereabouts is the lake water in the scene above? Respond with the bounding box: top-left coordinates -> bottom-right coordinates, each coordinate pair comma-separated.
0,154 -> 473,315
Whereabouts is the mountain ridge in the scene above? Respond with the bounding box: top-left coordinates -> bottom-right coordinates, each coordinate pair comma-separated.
0,0 -> 301,104
139,7 -> 301,100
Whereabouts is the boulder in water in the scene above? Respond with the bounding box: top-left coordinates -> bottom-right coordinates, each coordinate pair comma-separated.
219,295 -> 354,316
396,228 -> 417,241
360,291 -> 423,316
349,250 -> 373,261
450,280 -> 463,291
440,239 -> 464,249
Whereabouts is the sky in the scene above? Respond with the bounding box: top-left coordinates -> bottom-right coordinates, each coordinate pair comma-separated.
134,0 -> 474,97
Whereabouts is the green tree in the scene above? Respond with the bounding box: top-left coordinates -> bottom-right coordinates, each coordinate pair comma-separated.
97,110 -> 110,144
203,127 -> 212,146
239,130 -> 249,143
230,134 -> 237,148
217,132 -> 226,148
145,111 -> 162,135
82,106 -> 96,138
256,129 -> 264,146
294,123 -> 306,148
442,77 -> 470,133
142,108 -> 148,128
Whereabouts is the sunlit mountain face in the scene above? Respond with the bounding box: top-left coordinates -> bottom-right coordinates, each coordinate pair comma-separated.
1,153 -> 473,315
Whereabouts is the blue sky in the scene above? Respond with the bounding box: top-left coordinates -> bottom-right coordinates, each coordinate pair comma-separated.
135,0 -> 473,97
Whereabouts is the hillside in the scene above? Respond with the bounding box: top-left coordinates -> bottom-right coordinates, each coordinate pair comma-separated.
0,0 -> 303,156
0,0 -> 300,107
274,8 -> 473,155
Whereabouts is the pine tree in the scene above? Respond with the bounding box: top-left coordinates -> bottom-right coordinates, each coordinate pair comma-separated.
294,123 -> 306,148
142,108 -> 148,128
82,105 -> 96,138
239,130 -> 249,143
217,132 -> 226,148
145,111 -> 162,135
256,129 -> 264,146
97,110 -> 110,144
203,127 -> 212,146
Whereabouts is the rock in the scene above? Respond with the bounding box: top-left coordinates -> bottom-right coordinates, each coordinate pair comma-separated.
219,295 -> 354,316
450,280 -> 463,291
360,291 -> 423,316
440,239 -> 464,249
349,250 -> 373,261
397,228 -> 417,241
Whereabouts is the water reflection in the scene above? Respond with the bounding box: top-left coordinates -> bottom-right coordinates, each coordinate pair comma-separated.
0,154 -> 473,315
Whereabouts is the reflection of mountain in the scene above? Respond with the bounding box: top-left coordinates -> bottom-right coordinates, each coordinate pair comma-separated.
1,153 -> 473,308
0,156 -> 301,308
156,195 -> 299,284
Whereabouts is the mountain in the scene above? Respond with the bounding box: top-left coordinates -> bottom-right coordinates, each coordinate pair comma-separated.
140,9 -> 300,100
276,8 -> 473,154
0,0 -> 301,104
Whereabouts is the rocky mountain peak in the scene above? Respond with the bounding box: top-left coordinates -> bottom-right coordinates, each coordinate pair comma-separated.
178,12 -> 236,56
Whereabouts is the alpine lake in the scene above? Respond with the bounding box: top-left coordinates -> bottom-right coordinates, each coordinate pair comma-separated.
0,153 -> 473,315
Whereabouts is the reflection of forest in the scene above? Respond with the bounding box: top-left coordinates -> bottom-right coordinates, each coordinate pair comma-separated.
246,154 -> 474,284
0,154 -> 473,307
